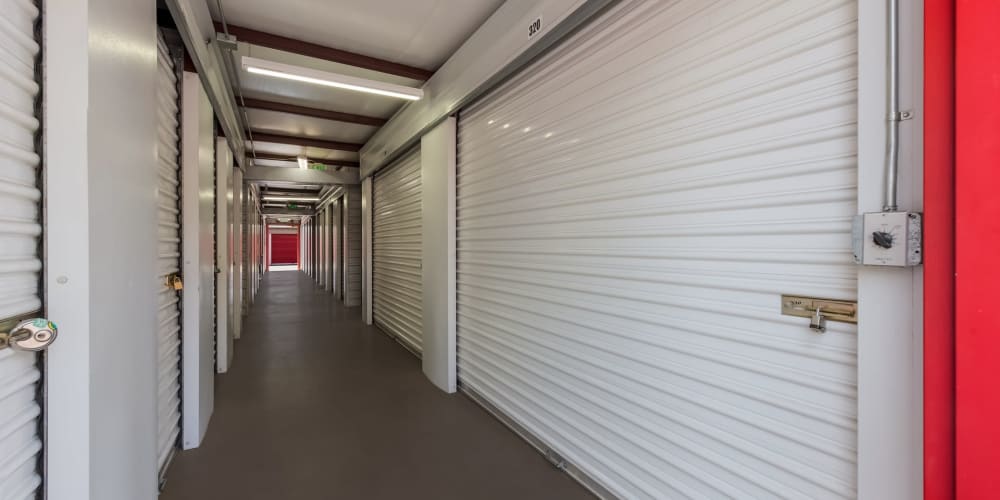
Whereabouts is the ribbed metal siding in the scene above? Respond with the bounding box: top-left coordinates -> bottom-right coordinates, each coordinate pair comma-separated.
373,148 -> 422,353
0,0 -> 42,497
456,1 -> 859,498
324,206 -> 333,291
155,32 -> 182,475
344,187 -> 363,306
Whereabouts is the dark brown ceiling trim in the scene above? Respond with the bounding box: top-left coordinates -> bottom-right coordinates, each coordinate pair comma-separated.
215,22 -> 434,81
251,152 -> 360,168
241,97 -> 386,127
250,131 -> 362,152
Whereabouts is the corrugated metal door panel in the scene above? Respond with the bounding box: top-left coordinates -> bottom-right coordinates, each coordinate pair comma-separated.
325,206 -> 333,290
344,188 -> 363,306
0,0 -> 42,497
456,1 -> 859,498
155,32 -> 182,475
372,148 -> 422,353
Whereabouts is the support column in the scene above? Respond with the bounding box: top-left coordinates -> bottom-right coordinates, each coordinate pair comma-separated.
361,176 -> 373,324
420,117 -> 457,393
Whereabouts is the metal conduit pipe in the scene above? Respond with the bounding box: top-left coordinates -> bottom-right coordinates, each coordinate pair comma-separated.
883,0 -> 901,212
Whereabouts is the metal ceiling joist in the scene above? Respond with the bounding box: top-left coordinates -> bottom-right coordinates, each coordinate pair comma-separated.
251,131 -> 362,152
241,97 -> 387,127
262,207 -> 313,216
252,152 -> 360,168
213,22 -> 434,80
261,185 -> 322,195
360,0 -> 617,178
245,166 -> 359,185
165,0 -> 247,167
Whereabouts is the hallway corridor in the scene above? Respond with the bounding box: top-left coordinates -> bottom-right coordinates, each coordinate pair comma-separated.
161,271 -> 590,499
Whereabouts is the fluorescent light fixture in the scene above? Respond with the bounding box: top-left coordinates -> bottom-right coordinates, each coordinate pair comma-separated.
297,156 -> 309,170
269,224 -> 294,229
242,56 -> 424,101
262,196 -> 320,202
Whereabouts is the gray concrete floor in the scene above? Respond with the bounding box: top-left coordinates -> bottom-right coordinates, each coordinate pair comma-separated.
161,270 -> 590,500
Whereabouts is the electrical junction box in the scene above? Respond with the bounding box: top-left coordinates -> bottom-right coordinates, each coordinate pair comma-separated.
852,212 -> 922,266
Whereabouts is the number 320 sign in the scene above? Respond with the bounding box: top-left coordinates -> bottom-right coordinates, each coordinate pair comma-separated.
528,15 -> 543,39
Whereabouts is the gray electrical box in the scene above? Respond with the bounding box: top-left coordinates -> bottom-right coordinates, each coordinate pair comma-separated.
852,212 -> 922,267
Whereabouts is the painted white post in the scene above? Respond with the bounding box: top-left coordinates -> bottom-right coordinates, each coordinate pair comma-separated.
180,74 -> 216,450
361,176 -> 373,324
46,0 -> 160,496
232,168 -> 243,340
420,117 -> 457,393
215,139 -> 233,373
857,0 -> 923,497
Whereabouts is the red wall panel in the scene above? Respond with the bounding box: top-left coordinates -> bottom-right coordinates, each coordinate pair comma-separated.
956,1 -> 1000,497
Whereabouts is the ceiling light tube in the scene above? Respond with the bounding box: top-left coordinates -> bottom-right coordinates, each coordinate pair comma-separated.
242,56 -> 424,101
297,156 -> 309,170
262,196 -> 320,202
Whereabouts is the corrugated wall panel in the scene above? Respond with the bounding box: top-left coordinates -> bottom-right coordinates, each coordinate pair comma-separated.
456,1 -> 859,498
155,32 -> 182,475
0,0 -> 42,496
373,148 -> 422,353
344,187 -> 363,306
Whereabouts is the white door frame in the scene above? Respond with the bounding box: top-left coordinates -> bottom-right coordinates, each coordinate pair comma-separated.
44,0 -> 161,497
857,0 -> 923,497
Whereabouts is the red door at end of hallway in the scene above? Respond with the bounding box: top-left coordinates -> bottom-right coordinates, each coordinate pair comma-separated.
270,233 -> 299,266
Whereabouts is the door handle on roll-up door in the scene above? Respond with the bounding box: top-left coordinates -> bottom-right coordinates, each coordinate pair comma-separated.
0,316 -> 58,351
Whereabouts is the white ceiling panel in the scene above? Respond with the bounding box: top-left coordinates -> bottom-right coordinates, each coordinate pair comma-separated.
232,43 -> 419,118
248,141 -> 360,162
244,108 -> 377,143
251,159 -> 355,171
212,0 -> 504,70
257,180 -> 323,190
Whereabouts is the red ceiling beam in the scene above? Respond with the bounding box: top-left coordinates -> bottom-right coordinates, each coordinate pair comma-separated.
240,97 -> 386,127
251,152 -> 359,168
215,22 -> 434,81
250,131 -> 362,152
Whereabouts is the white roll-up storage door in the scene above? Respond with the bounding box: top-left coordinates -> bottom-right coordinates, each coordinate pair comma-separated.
155,32 -> 182,476
372,148 -> 422,353
0,0 -> 42,497
344,187 -> 363,306
456,1 -> 859,498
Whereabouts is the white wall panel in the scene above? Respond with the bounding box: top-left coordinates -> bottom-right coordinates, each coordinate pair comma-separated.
456,1 -> 859,498
154,33 -> 182,477
0,0 -> 42,496
373,148 -> 422,353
